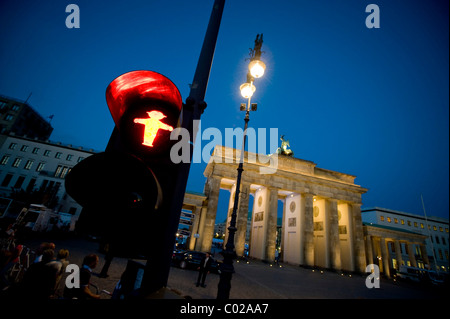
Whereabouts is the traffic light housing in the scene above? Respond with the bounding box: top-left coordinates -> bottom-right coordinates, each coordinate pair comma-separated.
65,70 -> 183,260
65,151 -> 162,257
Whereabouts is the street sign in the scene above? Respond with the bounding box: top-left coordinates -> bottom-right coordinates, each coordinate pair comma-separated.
180,211 -> 193,219
179,219 -> 193,226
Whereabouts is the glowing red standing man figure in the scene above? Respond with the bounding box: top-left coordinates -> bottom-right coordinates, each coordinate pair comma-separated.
133,110 -> 174,147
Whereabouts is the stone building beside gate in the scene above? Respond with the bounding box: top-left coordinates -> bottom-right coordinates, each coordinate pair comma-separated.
187,145 -> 368,273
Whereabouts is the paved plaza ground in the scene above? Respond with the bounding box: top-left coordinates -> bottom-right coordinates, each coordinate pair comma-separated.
13,235 -> 447,301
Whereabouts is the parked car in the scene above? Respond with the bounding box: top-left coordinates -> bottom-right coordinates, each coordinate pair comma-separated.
172,250 -> 221,273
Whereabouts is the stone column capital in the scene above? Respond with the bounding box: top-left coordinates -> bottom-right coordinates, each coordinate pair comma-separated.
240,181 -> 251,187
204,176 -> 222,195
266,186 -> 280,193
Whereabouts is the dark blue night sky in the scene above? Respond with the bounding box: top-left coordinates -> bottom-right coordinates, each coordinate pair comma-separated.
0,0 -> 448,221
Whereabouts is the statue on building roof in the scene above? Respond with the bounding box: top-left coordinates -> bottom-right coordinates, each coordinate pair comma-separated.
276,135 -> 294,156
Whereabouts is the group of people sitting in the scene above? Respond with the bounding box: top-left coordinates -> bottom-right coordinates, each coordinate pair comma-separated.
1,241 -> 102,299
20,242 -> 69,299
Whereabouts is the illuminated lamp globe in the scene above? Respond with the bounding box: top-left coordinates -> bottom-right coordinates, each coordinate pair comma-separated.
240,83 -> 256,99
248,60 -> 266,79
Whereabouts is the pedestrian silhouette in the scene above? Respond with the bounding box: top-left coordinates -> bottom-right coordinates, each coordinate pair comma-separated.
99,243 -> 114,278
274,249 -> 280,266
196,252 -> 213,288
134,110 -> 173,147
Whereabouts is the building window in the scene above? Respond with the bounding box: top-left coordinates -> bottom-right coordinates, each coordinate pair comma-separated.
1,155 -> 10,165
12,105 -> 20,111
380,216 -> 384,222
13,176 -> 25,189
5,115 -> 14,121
439,227 -> 443,232
12,158 -> 22,168
394,218 -> 398,224
32,147 -> 40,154
433,226 -> 437,231
77,156 -> 85,163
387,217 -> 392,223
24,160 -> 34,170
420,223 -> 424,229
389,242 -> 395,251
44,150 -> 51,157
1,174 -> 13,187
414,222 -> 418,227
66,154 -> 73,161
8,143 -> 17,150
435,236 -> 440,244
415,245 -> 421,256
40,179 -> 49,191
0,101 -> 7,109
60,167 -> 70,179
20,145 -> 28,152
26,178 -> 36,192
36,162 -> 45,172
55,165 -> 71,178
401,219 -> 405,225
55,152 -> 62,159
55,165 -> 62,178
407,221 -> 411,226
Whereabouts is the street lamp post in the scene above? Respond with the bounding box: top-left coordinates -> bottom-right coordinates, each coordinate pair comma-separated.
217,34 -> 265,300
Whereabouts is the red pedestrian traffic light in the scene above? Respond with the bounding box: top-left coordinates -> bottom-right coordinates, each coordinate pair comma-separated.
66,70 -> 183,260
105,70 -> 182,155
66,69 -> 190,297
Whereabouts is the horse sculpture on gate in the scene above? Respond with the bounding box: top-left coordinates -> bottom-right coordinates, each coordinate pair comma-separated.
276,135 -> 294,156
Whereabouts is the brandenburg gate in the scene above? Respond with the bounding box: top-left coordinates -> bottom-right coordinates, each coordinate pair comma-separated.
192,145 -> 368,273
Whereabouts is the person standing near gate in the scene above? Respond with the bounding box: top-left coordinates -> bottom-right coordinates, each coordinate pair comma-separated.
274,248 -> 280,266
196,252 -> 213,288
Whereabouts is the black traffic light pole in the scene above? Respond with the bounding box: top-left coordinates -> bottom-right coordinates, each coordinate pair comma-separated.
140,0 -> 225,295
182,0 -> 226,147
